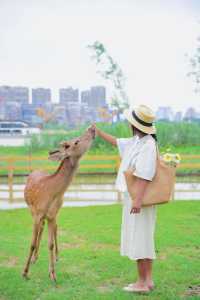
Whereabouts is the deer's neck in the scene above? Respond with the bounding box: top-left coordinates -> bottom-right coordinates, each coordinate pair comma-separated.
49,157 -> 79,195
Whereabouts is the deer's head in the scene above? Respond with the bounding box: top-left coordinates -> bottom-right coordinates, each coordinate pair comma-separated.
48,125 -> 95,162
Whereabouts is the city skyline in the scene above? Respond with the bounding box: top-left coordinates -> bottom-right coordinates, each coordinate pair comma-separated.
0,85 -> 108,127
0,84 -> 199,118
0,85 -> 107,104
0,84 -> 200,116
1,1 -> 200,111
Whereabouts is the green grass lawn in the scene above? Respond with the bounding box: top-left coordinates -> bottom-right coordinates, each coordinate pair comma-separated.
0,202 -> 200,300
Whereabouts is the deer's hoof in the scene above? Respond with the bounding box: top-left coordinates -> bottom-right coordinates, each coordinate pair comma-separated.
31,255 -> 38,264
49,271 -> 57,282
22,271 -> 29,280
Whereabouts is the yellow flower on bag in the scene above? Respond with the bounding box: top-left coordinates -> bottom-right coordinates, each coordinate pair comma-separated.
162,151 -> 181,167
163,153 -> 172,162
175,153 -> 181,163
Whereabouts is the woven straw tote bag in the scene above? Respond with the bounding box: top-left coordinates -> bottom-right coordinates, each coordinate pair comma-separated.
123,147 -> 176,207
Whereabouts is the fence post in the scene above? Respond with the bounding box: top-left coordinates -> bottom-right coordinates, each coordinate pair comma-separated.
116,156 -> 121,172
28,151 -> 32,173
28,142 -> 33,173
8,158 -> 14,203
117,191 -> 122,202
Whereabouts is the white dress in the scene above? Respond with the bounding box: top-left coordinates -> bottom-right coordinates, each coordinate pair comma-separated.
115,135 -> 157,260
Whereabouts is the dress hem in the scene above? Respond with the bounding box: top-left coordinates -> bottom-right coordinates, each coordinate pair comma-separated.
121,253 -> 156,261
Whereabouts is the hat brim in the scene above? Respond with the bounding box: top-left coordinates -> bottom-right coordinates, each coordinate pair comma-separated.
123,109 -> 156,134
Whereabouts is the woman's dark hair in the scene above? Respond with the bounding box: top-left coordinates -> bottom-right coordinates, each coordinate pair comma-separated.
151,134 -> 157,141
131,125 -> 157,141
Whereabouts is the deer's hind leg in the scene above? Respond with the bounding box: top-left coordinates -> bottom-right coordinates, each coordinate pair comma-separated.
31,219 -> 45,263
22,217 -> 44,279
47,218 -> 57,281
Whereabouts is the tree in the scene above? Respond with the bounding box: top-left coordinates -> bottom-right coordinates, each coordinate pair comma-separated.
187,36 -> 200,93
88,41 -> 129,111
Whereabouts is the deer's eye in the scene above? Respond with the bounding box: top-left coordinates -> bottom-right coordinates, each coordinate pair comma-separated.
64,144 -> 70,149
74,140 -> 80,145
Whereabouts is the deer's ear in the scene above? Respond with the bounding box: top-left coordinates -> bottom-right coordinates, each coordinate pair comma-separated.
48,150 -> 62,161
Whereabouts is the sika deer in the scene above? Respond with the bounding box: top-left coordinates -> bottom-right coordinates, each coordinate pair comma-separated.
22,125 -> 95,281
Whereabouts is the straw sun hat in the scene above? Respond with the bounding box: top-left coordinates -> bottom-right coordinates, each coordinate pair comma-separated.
123,105 -> 156,134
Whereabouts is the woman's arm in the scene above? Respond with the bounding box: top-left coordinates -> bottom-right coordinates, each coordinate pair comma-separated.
130,178 -> 149,214
94,124 -> 117,146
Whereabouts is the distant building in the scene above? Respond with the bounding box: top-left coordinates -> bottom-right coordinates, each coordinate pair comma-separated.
0,85 -> 108,126
59,87 -> 79,104
4,101 -> 22,120
90,86 -> 106,107
174,111 -> 182,122
82,102 -> 101,124
156,106 -> 174,121
0,108 -> 5,120
11,87 -> 29,104
53,104 -> 67,125
32,88 -> 51,107
0,100 -> 6,120
65,102 -> 82,127
80,103 -> 94,123
58,101 -> 96,127
0,86 -> 11,103
0,86 -> 29,104
21,103 -> 37,125
81,86 -> 106,108
81,90 -> 91,104
184,107 -> 198,121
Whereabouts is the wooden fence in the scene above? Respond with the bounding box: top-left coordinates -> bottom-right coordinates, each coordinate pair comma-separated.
0,154 -> 200,202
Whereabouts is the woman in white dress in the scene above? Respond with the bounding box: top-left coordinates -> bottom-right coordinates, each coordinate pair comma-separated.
94,105 -> 157,293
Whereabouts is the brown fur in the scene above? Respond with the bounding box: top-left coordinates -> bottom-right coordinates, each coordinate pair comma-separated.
22,126 -> 95,281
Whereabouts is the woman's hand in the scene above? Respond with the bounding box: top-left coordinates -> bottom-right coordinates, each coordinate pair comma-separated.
91,123 -> 117,146
130,199 -> 142,214
130,178 -> 149,214
92,123 -> 100,136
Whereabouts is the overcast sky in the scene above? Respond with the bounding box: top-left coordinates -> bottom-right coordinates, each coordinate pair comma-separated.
0,0 -> 200,111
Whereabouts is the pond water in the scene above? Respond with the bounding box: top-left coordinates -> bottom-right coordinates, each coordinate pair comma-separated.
0,136 -> 30,146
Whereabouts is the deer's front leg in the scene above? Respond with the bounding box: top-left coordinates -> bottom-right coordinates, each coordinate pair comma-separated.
22,218 -> 43,278
47,219 -> 57,281
54,221 -> 59,262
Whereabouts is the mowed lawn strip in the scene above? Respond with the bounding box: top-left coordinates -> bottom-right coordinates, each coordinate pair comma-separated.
0,202 -> 200,300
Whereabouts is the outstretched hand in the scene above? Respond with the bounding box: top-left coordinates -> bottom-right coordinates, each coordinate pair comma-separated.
91,123 -> 100,136
91,124 -> 117,146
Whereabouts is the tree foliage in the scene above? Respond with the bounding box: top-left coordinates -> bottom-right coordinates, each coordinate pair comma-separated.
188,36 -> 200,92
88,41 -> 129,110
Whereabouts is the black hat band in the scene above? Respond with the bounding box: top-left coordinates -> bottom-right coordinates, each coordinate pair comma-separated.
132,110 -> 153,127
